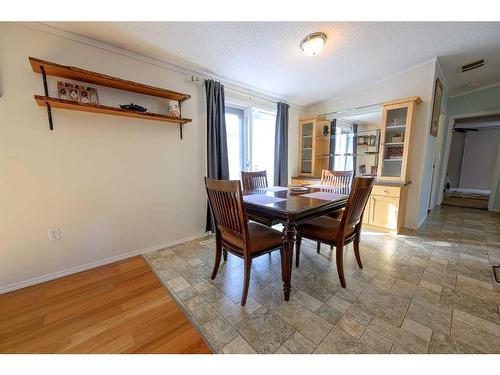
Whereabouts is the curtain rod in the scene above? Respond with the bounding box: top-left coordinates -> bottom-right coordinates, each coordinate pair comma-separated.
190,75 -> 283,106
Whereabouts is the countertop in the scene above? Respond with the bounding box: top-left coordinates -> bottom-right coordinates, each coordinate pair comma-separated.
291,176 -> 411,187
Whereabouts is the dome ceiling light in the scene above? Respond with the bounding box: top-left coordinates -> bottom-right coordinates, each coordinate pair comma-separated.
300,32 -> 327,56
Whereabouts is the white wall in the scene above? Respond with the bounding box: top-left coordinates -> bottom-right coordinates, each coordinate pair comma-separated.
306,61 -> 436,229
447,132 -> 465,187
0,23 -> 301,292
460,128 -> 500,190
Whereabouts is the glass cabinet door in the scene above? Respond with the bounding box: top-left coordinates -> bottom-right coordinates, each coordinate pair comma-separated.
300,122 -> 314,174
380,106 -> 408,179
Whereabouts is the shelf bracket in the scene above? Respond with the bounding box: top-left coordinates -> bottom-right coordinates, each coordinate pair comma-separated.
40,65 -> 54,131
178,100 -> 184,140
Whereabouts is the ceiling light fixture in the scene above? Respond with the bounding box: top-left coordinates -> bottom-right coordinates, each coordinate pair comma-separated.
300,32 -> 327,56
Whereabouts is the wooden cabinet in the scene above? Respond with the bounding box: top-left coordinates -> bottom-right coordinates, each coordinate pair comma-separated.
298,117 -> 330,177
378,97 -> 421,182
363,183 -> 409,233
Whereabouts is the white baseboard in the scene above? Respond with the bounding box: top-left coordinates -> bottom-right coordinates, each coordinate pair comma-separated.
0,232 -> 208,295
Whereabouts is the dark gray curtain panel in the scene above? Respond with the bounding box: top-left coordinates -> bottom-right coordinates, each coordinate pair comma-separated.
273,102 -> 289,186
205,79 -> 229,232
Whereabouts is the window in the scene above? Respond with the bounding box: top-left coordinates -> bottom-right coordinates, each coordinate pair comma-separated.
332,120 -> 354,171
225,104 -> 276,183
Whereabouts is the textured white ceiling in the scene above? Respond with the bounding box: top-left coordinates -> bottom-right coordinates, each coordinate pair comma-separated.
47,22 -> 500,106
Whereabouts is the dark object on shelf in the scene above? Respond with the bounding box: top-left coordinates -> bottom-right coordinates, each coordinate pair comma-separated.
120,103 -> 147,112
359,164 -> 366,175
323,125 -> 329,136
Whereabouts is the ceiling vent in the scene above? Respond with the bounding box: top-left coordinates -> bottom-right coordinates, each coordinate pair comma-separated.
461,59 -> 485,73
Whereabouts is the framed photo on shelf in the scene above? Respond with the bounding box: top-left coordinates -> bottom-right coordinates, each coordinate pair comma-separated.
58,81 -> 79,101
57,81 -> 99,105
430,77 -> 443,137
77,85 -> 90,104
87,87 -> 99,104
57,81 -> 69,100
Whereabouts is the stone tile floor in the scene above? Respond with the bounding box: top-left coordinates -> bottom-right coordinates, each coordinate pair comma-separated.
144,206 -> 500,353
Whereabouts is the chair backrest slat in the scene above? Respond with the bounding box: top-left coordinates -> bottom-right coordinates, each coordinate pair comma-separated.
242,171 -> 268,190
340,177 -> 374,228
205,178 -> 249,250
321,170 -> 354,189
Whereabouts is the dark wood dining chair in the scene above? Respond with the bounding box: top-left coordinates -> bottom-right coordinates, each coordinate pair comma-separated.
204,177 -> 284,306
320,169 -> 354,221
320,169 -> 354,190
295,177 -> 374,288
241,170 -> 278,227
242,170 -> 268,190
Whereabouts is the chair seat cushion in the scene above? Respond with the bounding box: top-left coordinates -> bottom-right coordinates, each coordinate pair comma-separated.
297,216 -> 355,243
248,222 -> 283,254
222,222 -> 283,255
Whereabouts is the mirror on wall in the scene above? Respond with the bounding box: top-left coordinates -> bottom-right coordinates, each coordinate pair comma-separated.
322,106 -> 383,177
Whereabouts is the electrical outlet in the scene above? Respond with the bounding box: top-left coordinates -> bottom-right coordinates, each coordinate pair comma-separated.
48,227 -> 61,241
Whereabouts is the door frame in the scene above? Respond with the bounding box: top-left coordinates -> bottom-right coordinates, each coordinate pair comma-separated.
437,109 -> 500,210
428,109 -> 446,210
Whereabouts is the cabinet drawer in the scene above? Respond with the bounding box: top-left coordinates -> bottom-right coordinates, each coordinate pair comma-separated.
372,185 -> 401,198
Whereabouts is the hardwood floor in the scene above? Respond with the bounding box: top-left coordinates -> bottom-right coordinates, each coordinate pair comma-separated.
0,256 -> 211,353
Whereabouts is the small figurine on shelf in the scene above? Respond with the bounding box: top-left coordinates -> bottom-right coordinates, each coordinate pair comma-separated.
167,100 -> 181,117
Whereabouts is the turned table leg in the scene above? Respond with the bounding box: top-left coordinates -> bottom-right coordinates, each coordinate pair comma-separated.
281,221 -> 296,301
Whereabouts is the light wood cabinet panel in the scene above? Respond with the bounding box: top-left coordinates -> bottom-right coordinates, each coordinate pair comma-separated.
298,117 -> 330,177
362,203 -> 370,224
368,195 -> 400,230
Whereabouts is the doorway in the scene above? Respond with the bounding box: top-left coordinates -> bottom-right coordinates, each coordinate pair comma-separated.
441,113 -> 500,210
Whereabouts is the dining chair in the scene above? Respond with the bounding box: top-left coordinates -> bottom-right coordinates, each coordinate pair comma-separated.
295,177 -> 374,288
241,170 -> 278,227
320,169 -> 354,190
241,170 -> 268,190
204,177 -> 284,306
320,169 -> 355,221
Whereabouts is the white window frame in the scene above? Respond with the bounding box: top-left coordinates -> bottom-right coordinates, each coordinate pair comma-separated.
225,99 -> 276,179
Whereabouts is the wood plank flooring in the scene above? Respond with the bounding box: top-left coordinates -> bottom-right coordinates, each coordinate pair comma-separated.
0,256 -> 211,353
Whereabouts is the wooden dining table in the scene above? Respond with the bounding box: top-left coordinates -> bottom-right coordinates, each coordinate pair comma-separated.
242,185 -> 349,301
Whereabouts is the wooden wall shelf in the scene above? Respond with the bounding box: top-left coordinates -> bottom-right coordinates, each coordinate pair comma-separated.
29,56 -> 192,138
29,57 -> 190,102
34,96 -> 192,125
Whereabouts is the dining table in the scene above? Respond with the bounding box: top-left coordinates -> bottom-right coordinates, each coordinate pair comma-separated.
242,185 -> 350,301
